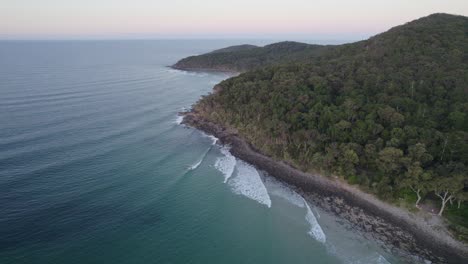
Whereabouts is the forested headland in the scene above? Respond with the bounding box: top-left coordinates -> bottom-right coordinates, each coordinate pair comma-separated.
176,13 -> 468,241
172,41 -> 329,72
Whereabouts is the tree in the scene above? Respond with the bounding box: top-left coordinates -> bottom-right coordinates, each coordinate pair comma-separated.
339,146 -> 359,177
433,175 -> 464,216
377,147 -> 404,175
377,106 -> 405,127
400,163 -> 432,207
454,191 -> 467,209
188,14 -> 468,224
400,144 -> 433,208
407,143 -> 433,165
448,111 -> 466,130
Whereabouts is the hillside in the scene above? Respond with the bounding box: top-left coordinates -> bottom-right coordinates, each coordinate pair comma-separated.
208,44 -> 259,54
172,41 -> 329,72
187,13 -> 468,237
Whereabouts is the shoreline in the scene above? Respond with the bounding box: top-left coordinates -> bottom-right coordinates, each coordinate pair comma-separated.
182,111 -> 468,263
169,65 -> 241,76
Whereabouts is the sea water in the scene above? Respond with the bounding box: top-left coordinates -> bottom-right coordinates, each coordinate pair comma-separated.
0,40 -> 402,264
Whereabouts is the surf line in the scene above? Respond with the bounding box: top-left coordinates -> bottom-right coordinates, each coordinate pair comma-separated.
188,145 -> 213,171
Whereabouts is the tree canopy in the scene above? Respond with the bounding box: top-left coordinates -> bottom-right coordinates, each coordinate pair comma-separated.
173,41 -> 329,72
188,14 -> 468,215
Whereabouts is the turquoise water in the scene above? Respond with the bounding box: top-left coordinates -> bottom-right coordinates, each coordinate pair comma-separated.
0,40 -> 400,264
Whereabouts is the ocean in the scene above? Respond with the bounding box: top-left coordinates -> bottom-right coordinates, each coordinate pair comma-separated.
0,40 -> 401,263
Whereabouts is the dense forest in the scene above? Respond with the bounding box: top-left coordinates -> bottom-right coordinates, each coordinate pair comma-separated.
185,13 -> 468,223
173,41 -> 329,72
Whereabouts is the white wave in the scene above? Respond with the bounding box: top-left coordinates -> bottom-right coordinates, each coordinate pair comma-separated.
166,68 -> 179,75
166,68 -> 190,75
199,131 -> 218,145
196,73 -> 208,77
189,159 -> 202,170
174,115 -> 184,125
377,255 -> 391,264
313,206 -> 321,219
325,243 -> 338,258
347,254 -> 391,264
207,135 -> 218,145
229,160 -> 271,208
188,146 -> 213,171
167,68 -> 208,77
214,146 -> 236,183
264,177 -> 304,208
303,198 -> 326,243
264,176 -> 325,240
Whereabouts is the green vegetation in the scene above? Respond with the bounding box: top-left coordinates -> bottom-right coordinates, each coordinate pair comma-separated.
446,203 -> 468,242
208,44 -> 259,54
186,14 -> 468,230
173,41 -> 329,72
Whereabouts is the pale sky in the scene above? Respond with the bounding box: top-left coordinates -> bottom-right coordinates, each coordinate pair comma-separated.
1,0 -> 467,40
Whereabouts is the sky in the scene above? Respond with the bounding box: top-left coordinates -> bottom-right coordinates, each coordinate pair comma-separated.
1,0 -> 467,40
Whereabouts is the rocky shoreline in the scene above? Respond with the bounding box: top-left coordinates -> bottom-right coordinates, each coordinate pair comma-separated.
170,65 -> 240,75
182,111 -> 468,264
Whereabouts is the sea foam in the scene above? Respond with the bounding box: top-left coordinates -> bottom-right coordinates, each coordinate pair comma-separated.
346,253 -> 391,264
228,160 -> 271,208
199,131 -> 218,145
214,146 -> 236,183
303,198 -> 326,243
207,135 -> 218,145
189,159 -> 203,170
265,177 -> 304,207
189,146 -> 213,171
265,177 -> 326,242
174,115 -> 184,125
167,69 -> 208,77
377,255 -> 391,264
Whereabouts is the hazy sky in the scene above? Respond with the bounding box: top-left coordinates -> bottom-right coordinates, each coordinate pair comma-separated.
1,0 -> 467,40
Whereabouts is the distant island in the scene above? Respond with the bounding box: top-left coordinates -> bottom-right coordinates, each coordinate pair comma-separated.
174,13 -> 468,263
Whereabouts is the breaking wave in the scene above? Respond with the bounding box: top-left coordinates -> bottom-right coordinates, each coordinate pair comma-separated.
199,132 -> 218,145
264,177 -> 304,207
214,146 -> 236,183
228,160 -> 271,208
188,144 -> 214,171
207,135 -> 218,145
347,253 -> 391,264
377,255 -> 391,264
174,115 -> 184,125
264,177 -> 326,243
303,198 -> 326,243
166,68 -> 208,77
189,159 -> 203,170
313,206 -> 321,219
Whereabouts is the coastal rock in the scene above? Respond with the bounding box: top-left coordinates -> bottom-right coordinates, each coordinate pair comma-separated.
182,112 -> 468,264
